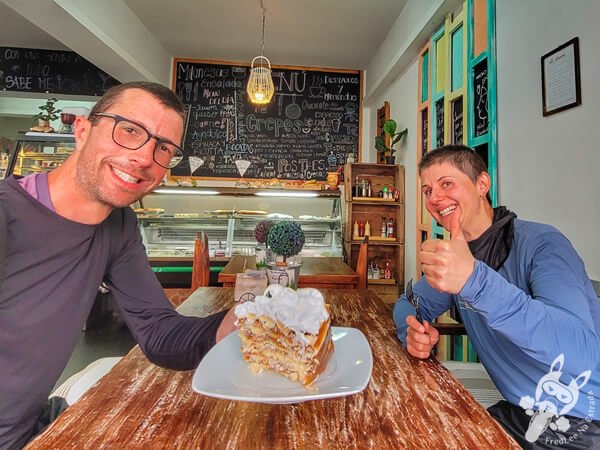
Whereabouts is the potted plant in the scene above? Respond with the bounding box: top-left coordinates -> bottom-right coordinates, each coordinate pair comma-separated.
375,119 -> 408,165
31,98 -> 62,132
253,220 -> 273,267
266,221 -> 305,288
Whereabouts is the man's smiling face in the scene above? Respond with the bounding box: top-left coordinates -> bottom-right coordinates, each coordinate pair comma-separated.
74,88 -> 183,208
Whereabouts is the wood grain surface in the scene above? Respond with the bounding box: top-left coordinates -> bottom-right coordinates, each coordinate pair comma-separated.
218,256 -> 359,289
27,288 -> 519,449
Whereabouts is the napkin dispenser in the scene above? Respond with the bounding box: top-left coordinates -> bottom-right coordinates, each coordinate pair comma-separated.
234,269 -> 267,302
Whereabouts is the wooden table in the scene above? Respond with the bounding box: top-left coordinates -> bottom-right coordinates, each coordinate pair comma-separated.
218,255 -> 359,289
27,288 -> 518,449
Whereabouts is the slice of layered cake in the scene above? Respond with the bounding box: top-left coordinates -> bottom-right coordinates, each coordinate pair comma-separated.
234,285 -> 334,387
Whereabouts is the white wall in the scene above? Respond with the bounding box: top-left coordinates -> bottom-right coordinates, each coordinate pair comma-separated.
496,0 -> 600,279
363,59 -> 419,279
365,60 -> 419,282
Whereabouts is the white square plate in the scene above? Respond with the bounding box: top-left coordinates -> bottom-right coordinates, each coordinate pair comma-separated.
192,326 -> 372,404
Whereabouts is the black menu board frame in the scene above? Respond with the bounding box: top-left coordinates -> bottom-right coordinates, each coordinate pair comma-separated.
171,59 -> 362,181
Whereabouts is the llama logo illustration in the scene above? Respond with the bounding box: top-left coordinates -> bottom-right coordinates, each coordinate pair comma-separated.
519,354 -> 591,443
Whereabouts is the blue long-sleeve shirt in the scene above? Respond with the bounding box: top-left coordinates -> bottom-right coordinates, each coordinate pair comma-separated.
393,219 -> 600,420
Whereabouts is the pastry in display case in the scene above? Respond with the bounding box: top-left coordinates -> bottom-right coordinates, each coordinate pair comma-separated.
6,132 -> 75,177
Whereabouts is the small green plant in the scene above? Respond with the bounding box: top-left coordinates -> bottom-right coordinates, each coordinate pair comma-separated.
32,98 -> 61,123
267,221 -> 305,263
375,119 -> 408,157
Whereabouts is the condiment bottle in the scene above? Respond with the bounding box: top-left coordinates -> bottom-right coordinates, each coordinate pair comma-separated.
365,221 -> 371,237
358,220 -> 365,237
381,217 -> 387,237
384,261 -> 392,279
353,220 -> 359,239
387,218 -> 394,238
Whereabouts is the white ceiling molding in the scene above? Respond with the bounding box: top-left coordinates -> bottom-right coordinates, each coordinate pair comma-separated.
1,0 -> 171,84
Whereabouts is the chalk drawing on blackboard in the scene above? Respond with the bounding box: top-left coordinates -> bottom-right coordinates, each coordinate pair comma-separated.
173,60 -> 360,180
235,159 -> 252,187
232,66 -> 247,79
344,103 -> 358,122
189,156 -> 204,175
476,84 -> 487,120
452,98 -> 463,145
473,60 -> 488,138
285,94 -> 302,119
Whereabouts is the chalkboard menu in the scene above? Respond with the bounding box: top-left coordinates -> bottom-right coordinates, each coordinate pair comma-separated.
0,47 -> 119,96
452,98 -> 463,145
435,98 -> 444,148
473,60 -> 488,138
172,59 -> 361,180
421,108 -> 428,154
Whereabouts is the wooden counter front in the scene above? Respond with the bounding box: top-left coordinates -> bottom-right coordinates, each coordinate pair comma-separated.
218,255 -> 359,289
27,288 -> 518,449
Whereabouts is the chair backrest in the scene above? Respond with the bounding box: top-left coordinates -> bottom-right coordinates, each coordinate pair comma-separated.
191,231 -> 210,290
356,238 -> 368,290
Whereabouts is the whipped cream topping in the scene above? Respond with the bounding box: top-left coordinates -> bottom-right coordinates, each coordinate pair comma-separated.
234,285 -> 329,335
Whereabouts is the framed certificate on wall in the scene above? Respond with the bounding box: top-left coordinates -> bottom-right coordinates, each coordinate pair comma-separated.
541,37 -> 581,116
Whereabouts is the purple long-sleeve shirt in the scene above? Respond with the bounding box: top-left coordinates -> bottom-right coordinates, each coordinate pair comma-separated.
0,175 -> 226,449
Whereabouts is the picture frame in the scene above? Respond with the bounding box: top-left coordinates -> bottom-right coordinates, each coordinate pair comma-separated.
541,37 -> 581,117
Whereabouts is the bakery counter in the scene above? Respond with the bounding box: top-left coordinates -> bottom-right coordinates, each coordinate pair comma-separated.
27,287 -> 519,449
136,188 -> 343,260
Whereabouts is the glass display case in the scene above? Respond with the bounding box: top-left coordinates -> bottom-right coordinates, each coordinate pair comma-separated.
6,132 -> 75,177
136,186 -> 343,259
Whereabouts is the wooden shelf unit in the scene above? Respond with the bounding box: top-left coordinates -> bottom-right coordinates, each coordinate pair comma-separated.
344,163 -> 405,303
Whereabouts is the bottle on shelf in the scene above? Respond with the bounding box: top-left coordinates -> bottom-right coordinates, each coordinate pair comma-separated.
353,220 -> 359,239
358,220 -> 365,237
381,217 -> 387,237
387,217 -> 394,238
367,181 -> 372,197
382,187 -> 388,199
354,176 -> 359,197
372,262 -> 380,279
365,220 -> 371,237
384,261 -> 392,280
361,178 -> 366,197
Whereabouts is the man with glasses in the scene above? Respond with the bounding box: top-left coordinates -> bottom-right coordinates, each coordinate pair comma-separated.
0,81 -> 237,449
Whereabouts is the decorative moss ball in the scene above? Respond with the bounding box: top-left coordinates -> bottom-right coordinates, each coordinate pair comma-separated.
267,221 -> 305,259
254,220 -> 273,244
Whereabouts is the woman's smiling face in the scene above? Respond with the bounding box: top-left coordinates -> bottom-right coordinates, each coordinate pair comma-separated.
420,162 -> 491,240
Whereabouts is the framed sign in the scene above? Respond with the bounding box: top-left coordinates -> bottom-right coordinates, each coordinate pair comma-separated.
541,37 -> 581,116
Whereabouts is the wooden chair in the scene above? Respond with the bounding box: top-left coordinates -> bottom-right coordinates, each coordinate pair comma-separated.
191,231 -> 210,290
356,237 -> 368,290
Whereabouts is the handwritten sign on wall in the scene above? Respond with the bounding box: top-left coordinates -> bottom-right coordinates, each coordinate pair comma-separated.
0,47 -> 119,96
172,59 -> 362,180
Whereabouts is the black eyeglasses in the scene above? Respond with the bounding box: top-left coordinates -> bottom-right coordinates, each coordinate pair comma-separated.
91,112 -> 184,169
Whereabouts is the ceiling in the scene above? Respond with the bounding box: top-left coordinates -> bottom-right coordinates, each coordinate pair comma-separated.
0,0 -> 409,70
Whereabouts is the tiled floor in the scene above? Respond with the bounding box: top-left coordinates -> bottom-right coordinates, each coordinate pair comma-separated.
54,313 -> 136,389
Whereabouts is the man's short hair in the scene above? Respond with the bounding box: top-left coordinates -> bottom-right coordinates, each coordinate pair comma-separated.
89,81 -> 185,119
418,144 -> 488,183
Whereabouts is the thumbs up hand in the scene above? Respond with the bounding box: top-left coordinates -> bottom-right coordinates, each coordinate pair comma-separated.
419,211 -> 475,293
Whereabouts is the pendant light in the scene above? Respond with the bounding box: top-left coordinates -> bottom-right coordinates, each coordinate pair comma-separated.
247,0 -> 275,104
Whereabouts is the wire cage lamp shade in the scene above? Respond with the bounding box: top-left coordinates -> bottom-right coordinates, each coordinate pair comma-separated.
247,56 -> 275,104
